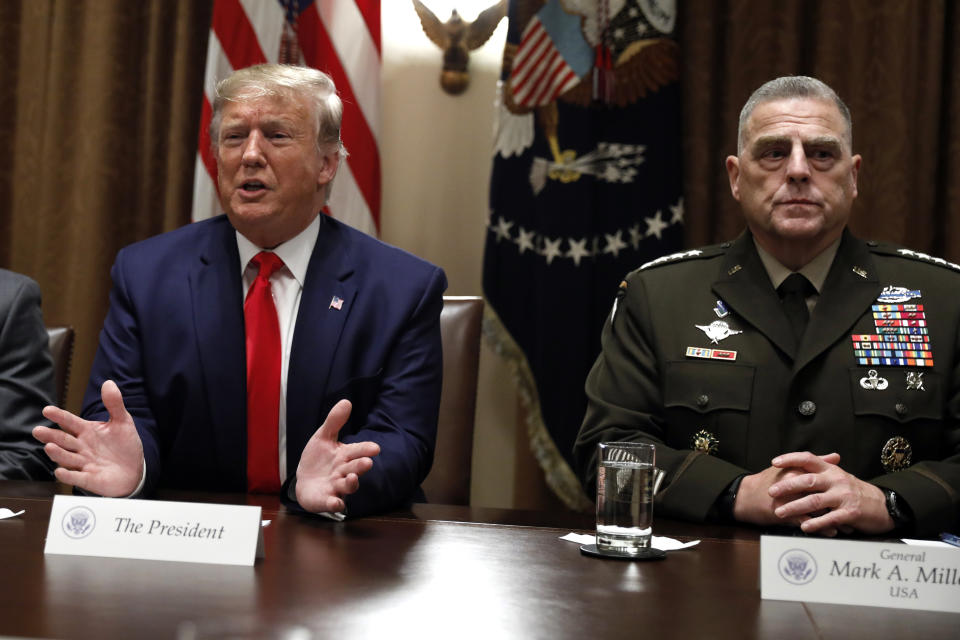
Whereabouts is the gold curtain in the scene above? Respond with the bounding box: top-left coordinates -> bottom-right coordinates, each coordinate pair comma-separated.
0,0 -> 212,411
680,0 -> 960,261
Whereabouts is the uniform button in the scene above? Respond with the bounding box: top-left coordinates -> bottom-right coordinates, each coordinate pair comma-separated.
798,400 -> 816,416
721,242 -> 731,249
895,403 -> 908,416
696,394 -> 709,408
866,240 -> 878,247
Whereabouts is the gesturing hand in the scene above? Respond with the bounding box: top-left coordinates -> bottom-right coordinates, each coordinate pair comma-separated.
295,399 -> 381,514
767,451 -> 893,535
32,380 -> 144,497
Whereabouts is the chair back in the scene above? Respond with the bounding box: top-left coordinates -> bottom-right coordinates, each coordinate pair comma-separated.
46,326 -> 75,406
422,296 -> 483,505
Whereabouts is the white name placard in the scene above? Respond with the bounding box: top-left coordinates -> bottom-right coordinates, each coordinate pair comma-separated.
45,495 -> 264,566
761,535 -> 960,613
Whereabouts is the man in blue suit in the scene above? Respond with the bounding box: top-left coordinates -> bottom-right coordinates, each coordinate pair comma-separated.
33,64 -> 446,518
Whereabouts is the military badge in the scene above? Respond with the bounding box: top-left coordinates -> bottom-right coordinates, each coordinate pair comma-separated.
695,320 -> 742,344
691,429 -> 718,455
713,299 -> 729,318
880,436 -> 912,472
905,371 -> 925,391
851,302 -> 935,367
685,346 -> 737,361
877,286 -> 921,304
859,369 -> 889,391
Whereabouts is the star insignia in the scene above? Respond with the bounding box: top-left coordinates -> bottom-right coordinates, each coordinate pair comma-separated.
645,210 -> 669,240
541,236 -> 563,265
493,216 -> 513,243
669,198 -> 684,224
566,238 -> 591,266
628,224 -> 643,250
515,226 -> 535,254
603,231 -> 628,257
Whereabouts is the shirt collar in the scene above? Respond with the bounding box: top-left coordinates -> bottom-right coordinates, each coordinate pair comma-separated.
236,215 -> 320,287
754,235 -> 841,294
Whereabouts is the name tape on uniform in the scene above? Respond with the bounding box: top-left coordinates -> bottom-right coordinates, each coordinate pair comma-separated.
761,535 -> 960,614
44,494 -> 264,566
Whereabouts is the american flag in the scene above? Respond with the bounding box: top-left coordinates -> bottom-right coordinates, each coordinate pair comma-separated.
508,0 -> 593,108
192,0 -> 381,236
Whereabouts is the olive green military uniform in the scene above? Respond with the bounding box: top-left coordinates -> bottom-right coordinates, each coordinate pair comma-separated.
574,230 -> 960,536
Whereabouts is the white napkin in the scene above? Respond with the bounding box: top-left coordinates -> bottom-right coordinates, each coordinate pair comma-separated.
560,531 -> 699,551
0,508 -> 25,520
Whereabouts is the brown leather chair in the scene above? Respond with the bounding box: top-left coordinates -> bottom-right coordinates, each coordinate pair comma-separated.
46,326 -> 75,406
422,296 -> 483,505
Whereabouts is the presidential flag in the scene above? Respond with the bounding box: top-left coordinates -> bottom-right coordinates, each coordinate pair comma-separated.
484,0 -> 683,509
193,0 -> 381,236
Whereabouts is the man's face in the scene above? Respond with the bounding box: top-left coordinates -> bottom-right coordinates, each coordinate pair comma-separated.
216,92 -> 338,248
726,97 -> 861,259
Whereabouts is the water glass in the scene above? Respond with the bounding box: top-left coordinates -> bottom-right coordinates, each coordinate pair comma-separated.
595,442 -> 656,554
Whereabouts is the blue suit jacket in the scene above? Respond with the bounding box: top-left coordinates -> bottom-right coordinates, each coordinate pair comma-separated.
82,214 -> 447,517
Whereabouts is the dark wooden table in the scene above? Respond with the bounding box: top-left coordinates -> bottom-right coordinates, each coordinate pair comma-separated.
0,481 -> 956,639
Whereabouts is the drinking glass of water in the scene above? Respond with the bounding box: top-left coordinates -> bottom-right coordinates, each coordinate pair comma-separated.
595,442 -> 657,556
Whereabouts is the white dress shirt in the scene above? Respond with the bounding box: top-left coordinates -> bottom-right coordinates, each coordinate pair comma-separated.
236,215 -> 320,482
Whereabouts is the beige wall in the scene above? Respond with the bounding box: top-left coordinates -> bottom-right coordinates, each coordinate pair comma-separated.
379,2 -> 550,509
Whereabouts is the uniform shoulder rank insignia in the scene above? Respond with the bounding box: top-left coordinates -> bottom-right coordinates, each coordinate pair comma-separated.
868,242 -> 960,273
639,244 -> 724,271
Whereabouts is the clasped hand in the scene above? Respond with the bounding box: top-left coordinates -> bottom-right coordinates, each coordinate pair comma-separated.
733,451 -> 893,536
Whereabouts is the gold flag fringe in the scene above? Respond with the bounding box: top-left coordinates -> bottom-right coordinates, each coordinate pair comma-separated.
482,301 -> 593,512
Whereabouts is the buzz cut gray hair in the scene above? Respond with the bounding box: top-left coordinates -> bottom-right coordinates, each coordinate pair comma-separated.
737,75 -> 853,153
209,63 -> 347,162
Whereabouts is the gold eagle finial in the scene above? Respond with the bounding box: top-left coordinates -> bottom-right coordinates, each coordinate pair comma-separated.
412,0 -> 507,95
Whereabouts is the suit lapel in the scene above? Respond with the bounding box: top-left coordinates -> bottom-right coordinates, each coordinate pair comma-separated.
712,232 -> 798,358
795,231 -> 880,372
189,221 -> 247,487
286,217 -> 358,462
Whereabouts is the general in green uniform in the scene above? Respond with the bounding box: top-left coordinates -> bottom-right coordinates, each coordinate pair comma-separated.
574,76 -> 960,537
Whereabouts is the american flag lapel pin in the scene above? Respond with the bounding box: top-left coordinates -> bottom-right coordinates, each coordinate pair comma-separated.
329,295 -> 344,310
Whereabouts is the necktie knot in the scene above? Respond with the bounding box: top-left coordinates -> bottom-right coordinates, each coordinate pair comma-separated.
251,251 -> 285,281
777,272 -> 814,299
777,273 -> 814,343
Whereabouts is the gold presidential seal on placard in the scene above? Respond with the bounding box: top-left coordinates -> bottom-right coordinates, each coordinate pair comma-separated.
691,429 -> 719,455
880,436 -> 912,472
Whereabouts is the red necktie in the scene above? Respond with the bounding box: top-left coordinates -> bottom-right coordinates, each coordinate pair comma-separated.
245,251 -> 285,493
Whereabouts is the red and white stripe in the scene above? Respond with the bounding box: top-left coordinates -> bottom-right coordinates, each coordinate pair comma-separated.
192,0 -> 381,237
509,18 -> 580,108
